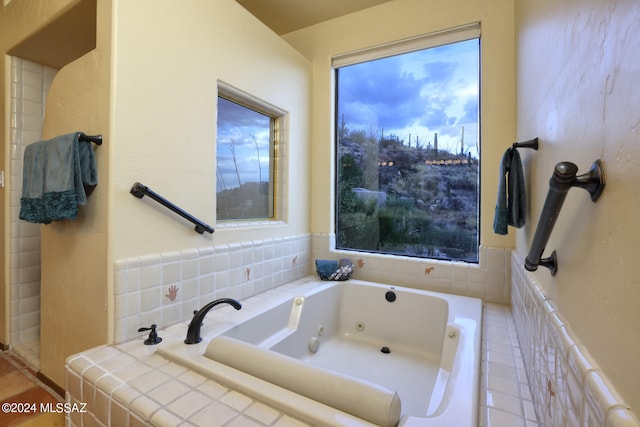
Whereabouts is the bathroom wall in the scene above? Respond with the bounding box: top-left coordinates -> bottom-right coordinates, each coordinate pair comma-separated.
8,57 -> 56,366
107,0 -> 313,341
110,0 -> 312,260
39,0 -> 312,385
514,0 -> 640,413
2,0 -> 312,387
37,0 -> 111,387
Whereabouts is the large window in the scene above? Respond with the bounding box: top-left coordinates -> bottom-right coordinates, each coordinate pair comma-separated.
334,26 -> 480,262
216,83 -> 283,221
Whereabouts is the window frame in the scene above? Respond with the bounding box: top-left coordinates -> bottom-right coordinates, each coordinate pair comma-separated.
332,23 -> 481,263
216,81 -> 288,226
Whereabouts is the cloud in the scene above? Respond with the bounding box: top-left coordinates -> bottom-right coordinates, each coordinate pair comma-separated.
338,56 -> 426,130
217,98 -> 270,148
461,97 -> 478,123
337,38 -> 479,154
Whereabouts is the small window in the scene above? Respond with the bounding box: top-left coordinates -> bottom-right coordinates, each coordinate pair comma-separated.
216,83 -> 284,222
334,26 -> 480,262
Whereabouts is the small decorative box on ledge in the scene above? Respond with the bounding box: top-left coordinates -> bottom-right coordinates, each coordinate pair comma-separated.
315,258 -> 353,281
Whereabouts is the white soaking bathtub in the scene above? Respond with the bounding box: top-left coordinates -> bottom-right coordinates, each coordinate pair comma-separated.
158,278 -> 482,427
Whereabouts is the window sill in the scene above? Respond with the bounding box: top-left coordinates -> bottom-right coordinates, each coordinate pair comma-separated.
215,220 -> 286,229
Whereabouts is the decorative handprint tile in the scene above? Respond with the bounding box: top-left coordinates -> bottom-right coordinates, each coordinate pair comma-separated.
165,284 -> 179,302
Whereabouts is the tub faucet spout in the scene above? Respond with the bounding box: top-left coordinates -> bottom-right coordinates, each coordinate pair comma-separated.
185,298 -> 242,344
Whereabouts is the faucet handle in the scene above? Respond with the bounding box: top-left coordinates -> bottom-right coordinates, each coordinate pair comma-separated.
193,309 -> 205,328
138,324 -> 163,345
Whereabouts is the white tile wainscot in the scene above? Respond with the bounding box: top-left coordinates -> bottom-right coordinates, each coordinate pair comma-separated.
312,234 -> 511,305
113,234 -> 311,344
510,251 -> 640,427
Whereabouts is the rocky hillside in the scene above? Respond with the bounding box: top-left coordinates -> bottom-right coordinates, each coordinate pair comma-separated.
337,131 -> 479,262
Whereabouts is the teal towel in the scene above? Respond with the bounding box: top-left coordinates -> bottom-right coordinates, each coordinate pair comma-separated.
493,147 -> 526,235
20,132 -> 97,224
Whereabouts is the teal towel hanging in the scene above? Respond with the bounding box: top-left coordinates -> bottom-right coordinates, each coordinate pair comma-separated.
20,132 -> 98,224
493,146 -> 526,235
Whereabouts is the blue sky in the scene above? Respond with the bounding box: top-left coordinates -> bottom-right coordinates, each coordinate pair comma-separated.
337,38 -> 479,156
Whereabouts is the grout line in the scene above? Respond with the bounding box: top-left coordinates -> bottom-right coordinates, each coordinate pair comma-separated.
481,303 -> 541,427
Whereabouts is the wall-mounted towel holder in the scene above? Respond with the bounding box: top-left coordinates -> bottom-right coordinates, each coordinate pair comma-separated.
79,134 -> 103,145
512,137 -> 538,150
525,159 -> 605,275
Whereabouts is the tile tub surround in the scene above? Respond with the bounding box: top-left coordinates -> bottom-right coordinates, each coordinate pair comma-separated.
68,279 -> 527,427
313,234 -> 511,305
510,251 -> 640,427
114,235 -> 311,343
115,233 -> 509,344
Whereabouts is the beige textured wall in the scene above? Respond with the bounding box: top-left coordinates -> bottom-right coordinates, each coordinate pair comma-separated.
110,0 -> 312,260
515,0 -> 640,411
283,0 -> 516,250
38,0 -> 111,386
4,0 -> 311,386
